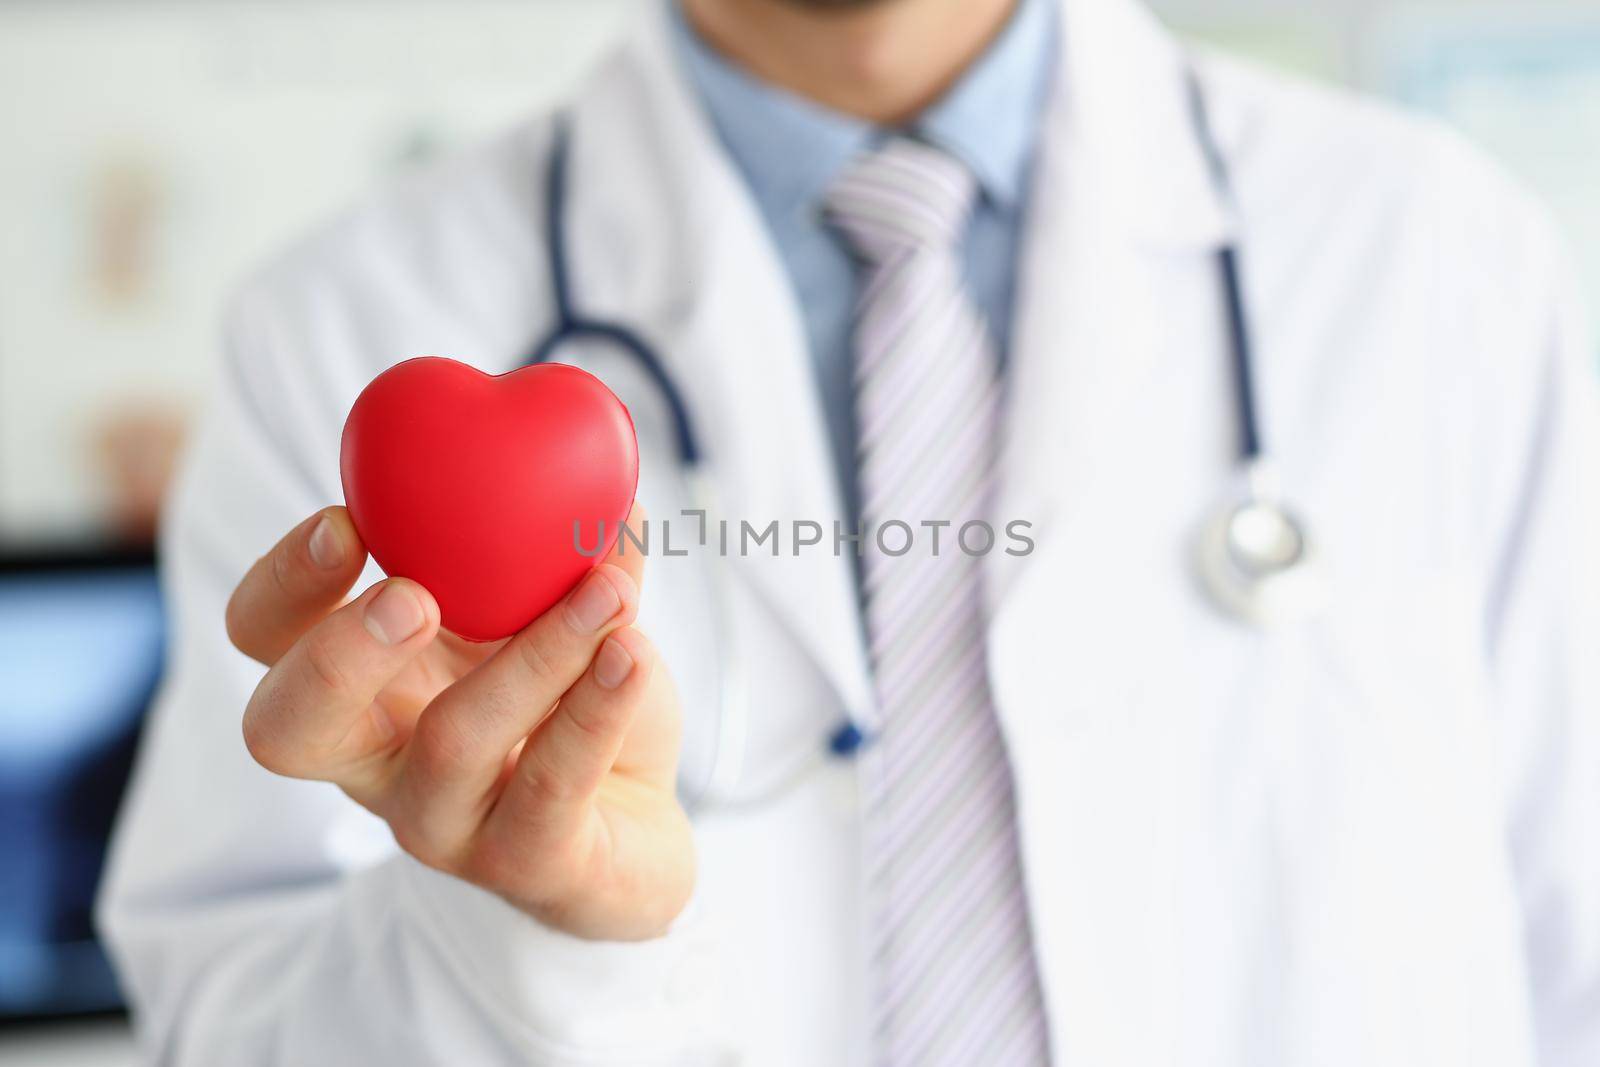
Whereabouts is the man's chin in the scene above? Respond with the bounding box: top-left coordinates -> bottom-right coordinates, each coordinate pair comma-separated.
770,0 -> 899,10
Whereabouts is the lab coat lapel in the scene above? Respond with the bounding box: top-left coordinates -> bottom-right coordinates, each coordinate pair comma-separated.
986,0 -> 1235,614
562,8 -> 876,723
985,0 -> 1239,1045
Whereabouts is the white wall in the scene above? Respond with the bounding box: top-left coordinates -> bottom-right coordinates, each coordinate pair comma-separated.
0,1 -> 634,541
1150,1 -> 1600,355
0,0 -> 1594,542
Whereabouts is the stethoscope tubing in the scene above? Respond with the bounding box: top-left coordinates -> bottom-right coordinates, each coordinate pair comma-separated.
1184,64 -> 1264,465
531,119 -> 703,467
520,61 -> 1317,808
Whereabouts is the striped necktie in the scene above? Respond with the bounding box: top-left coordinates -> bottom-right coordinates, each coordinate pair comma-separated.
826,137 -> 1052,1066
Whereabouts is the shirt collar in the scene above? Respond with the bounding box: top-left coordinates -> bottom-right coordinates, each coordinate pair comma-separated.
918,0 -> 1057,208
671,0 -> 1056,220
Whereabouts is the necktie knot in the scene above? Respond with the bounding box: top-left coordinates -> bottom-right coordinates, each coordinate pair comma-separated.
824,137 -> 977,263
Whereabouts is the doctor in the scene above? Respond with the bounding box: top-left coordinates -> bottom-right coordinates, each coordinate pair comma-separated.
100,0 -> 1600,1063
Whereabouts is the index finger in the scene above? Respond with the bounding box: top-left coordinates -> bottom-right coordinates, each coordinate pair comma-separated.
226,507 -> 369,666
392,504 -> 648,813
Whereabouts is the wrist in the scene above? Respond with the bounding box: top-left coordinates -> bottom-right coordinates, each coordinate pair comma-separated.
506,803 -> 697,942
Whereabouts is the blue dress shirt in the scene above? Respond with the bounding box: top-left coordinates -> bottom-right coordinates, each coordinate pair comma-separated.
670,0 -> 1058,520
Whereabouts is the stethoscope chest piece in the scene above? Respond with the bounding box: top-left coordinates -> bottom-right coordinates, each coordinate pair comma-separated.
1195,475 -> 1327,627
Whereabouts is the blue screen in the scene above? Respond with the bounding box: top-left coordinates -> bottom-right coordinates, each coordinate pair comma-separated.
0,567 -> 164,1016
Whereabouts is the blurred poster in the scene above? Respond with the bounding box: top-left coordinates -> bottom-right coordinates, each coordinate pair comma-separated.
1378,8 -> 1600,348
0,1 -> 632,546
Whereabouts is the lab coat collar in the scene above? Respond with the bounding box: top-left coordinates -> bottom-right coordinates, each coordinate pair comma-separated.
1051,0 -> 1234,251
918,0 -> 1059,211
983,0 -> 1236,614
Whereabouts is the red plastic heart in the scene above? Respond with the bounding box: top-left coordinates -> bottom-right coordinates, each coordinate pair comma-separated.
340,357 -> 639,642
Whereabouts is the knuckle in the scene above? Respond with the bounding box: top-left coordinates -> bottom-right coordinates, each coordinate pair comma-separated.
512,630 -> 566,688
269,540 -> 298,598
520,743 -> 583,805
405,718 -> 472,787
241,703 -> 294,776
299,631 -> 351,696
565,700 -> 620,746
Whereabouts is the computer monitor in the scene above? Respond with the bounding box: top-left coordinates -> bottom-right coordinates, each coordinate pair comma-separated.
0,546 -> 163,1018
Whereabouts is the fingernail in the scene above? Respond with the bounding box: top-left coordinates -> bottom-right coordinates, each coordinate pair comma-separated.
565,569 -> 623,634
364,583 -> 425,646
594,637 -> 634,690
308,516 -> 345,570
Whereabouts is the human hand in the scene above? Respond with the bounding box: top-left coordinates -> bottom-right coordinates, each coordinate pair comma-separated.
226,504 -> 693,941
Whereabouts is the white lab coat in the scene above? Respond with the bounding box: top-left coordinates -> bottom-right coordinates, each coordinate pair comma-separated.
98,0 -> 1600,1064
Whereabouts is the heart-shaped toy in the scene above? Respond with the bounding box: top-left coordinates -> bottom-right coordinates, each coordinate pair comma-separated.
340,357 -> 639,642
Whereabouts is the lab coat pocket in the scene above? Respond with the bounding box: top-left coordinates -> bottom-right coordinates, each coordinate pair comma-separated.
1257,580 -> 1528,1065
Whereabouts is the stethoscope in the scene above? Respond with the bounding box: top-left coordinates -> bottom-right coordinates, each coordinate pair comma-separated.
522,66 -> 1324,811
1180,67 -> 1328,628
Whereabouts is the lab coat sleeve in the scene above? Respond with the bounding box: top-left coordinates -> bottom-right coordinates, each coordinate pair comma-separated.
96,282 -> 731,1066
1480,203 -> 1600,1065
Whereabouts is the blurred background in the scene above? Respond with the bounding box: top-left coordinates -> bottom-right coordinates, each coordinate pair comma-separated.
0,1 -> 1594,1063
